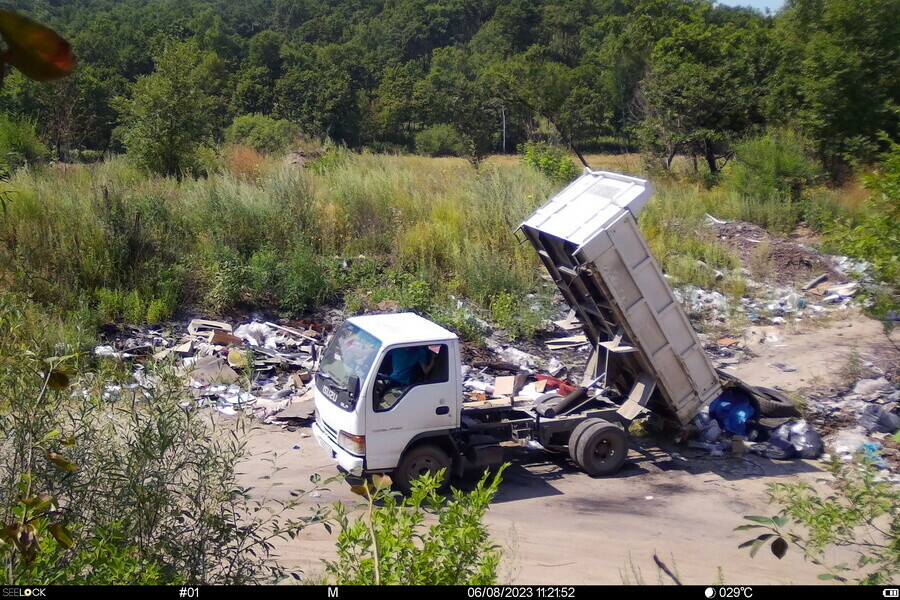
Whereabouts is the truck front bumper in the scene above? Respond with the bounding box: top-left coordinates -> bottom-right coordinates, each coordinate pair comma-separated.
312,421 -> 366,474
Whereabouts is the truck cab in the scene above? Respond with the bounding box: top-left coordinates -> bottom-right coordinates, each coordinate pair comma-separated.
312,313 -> 461,481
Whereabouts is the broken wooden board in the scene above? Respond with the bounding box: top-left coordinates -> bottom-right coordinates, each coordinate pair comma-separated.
546,334 -> 589,350
187,319 -> 232,336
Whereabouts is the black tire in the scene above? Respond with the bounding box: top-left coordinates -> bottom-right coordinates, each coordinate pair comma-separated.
567,418 -> 606,469
755,386 -> 802,418
574,421 -> 628,477
393,444 -> 451,494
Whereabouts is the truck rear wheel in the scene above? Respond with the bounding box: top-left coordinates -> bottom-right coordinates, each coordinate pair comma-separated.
567,418 -> 605,469
574,421 -> 628,476
393,444 -> 451,494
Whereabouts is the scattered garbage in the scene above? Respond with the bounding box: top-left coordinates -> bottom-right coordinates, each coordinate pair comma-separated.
853,377 -> 894,397
748,437 -> 796,460
858,405 -> 900,434
92,317 -> 327,420
769,420 -> 823,459
709,390 -> 756,436
831,430 -> 870,456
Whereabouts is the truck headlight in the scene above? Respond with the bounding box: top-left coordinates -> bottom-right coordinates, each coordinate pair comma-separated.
338,431 -> 365,456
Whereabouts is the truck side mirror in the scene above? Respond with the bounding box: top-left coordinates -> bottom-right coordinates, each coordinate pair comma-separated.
348,375 -> 359,400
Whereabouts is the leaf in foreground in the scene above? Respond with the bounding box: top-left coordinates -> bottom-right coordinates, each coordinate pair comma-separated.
0,9 -> 76,81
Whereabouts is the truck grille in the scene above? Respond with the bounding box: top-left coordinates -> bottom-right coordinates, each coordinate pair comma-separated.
320,419 -> 338,443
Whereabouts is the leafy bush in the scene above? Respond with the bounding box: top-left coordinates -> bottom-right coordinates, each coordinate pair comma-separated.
0,114 -> 46,177
725,129 -> 822,202
226,114 -> 298,155
0,307 -> 317,583
737,456 -> 899,584
414,124 -> 465,157
825,137 -> 900,288
491,292 -> 544,340
324,467 -> 506,585
517,141 -> 580,183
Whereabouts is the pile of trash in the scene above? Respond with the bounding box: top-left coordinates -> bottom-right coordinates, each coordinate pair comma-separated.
660,216 -> 885,330
807,375 -> 900,474
675,278 -> 863,329
92,318 -> 327,420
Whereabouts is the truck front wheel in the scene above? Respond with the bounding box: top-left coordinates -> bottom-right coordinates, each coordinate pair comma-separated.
573,421 -> 628,477
393,444 -> 451,494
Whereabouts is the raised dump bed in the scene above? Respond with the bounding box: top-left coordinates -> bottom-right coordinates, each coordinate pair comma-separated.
520,170 -> 722,425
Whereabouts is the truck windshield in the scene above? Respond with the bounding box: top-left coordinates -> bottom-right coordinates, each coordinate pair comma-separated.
318,322 -> 381,400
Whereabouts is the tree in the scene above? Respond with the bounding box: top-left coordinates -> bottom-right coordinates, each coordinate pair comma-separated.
635,7 -> 769,173
415,46 -> 496,167
766,0 -> 900,172
116,42 -> 215,179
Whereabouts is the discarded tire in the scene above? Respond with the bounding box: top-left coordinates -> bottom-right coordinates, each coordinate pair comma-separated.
573,420 -> 628,476
754,386 -> 802,419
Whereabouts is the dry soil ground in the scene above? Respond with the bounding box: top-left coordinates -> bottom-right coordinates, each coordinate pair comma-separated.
236,312 -> 899,586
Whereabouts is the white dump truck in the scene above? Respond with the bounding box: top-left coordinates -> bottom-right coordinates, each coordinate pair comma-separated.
312,170 -> 728,492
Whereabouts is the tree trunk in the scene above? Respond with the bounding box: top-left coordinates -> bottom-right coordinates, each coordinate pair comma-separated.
704,142 -> 718,175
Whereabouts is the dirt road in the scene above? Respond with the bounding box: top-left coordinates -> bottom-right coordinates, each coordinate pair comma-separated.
237,313 -> 897,585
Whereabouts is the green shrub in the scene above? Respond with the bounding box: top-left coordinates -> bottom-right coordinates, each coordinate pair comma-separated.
725,129 -> 822,202
491,292 -> 544,340
324,467 -> 505,585
0,114 -> 47,177
433,305 -> 488,345
0,303 -> 316,584
737,457 -> 899,584
414,124 -> 465,157
517,141 -> 580,183
825,138 -> 900,288
226,114 -> 298,155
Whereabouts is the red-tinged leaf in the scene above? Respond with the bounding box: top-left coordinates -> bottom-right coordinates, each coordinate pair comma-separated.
49,523 -> 74,549
770,537 -> 788,559
45,450 -> 78,471
0,9 -> 76,81
48,370 -> 69,390
349,485 -> 370,498
18,493 -> 52,512
0,522 -> 19,543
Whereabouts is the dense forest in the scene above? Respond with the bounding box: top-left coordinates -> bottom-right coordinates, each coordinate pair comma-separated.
0,0 -> 896,176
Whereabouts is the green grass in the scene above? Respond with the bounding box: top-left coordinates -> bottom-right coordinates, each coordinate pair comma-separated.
1,148 -> 887,340
0,154 -> 554,330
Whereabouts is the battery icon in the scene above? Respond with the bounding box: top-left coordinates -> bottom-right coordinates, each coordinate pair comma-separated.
883,589 -> 898,597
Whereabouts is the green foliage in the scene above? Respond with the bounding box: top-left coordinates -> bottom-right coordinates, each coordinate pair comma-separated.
767,0 -> 899,169
825,138 -> 900,288
414,124 -> 465,157
737,457 -> 900,584
0,0 -> 894,177
490,292 -> 544,341
725,130 -> 823,202
226,114 -> 298,155
0,301 -> 320,583
0,113 -> 46,177
517,141 -> 579,183
116,42 -> 215,179
432,305 -> 488,346
324,467 -> 506,585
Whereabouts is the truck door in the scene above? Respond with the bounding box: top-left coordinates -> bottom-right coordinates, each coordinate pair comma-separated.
365,343 -> 457,471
